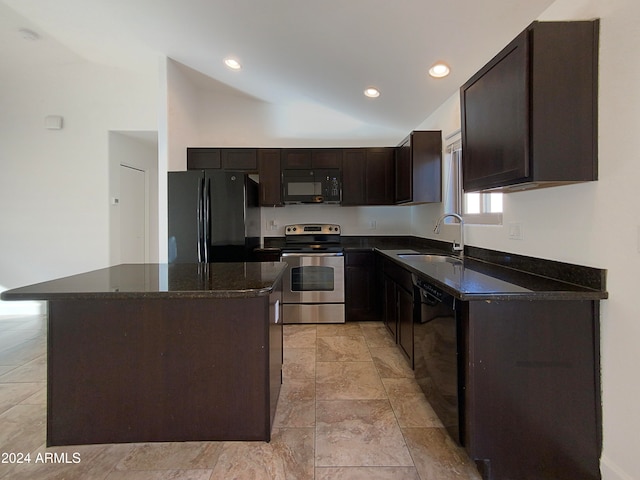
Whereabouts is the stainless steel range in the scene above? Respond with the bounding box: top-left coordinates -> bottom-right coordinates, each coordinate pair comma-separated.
280,223 -> 345,324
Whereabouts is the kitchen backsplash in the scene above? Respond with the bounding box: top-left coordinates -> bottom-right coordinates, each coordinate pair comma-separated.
260,204 -> 412,237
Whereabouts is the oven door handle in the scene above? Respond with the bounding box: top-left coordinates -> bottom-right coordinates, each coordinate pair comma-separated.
281,252 -> 344,257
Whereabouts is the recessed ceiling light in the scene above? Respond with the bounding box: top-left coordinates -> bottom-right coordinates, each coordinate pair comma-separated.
364,87 -> 380,98
224,57 -> 242,71
428,62 -> 450,78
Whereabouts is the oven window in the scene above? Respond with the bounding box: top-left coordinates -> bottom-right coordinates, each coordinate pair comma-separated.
291,266 -> 334,291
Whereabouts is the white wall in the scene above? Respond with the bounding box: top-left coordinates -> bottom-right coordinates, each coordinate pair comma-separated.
414,1 -> 640,478
0,60 -> 157,314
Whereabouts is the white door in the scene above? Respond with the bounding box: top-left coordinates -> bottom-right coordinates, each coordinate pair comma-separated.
120,164 -> 146,263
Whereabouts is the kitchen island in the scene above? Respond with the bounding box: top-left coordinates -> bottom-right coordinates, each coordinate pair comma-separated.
1,262 -> 286,446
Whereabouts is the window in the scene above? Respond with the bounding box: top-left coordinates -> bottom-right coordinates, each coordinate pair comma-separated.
444,132 -> 502,225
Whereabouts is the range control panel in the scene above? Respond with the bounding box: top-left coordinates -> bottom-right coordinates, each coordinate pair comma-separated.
284,224 -> 341,235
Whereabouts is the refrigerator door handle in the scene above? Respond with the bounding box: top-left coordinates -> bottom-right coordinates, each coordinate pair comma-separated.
197,177 -> 204,263
204,177 -> 211,263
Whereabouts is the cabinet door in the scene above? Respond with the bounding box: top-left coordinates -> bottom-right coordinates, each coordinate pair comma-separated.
397,285 -> 414,367
312,149 -> 342,168
345,252 -> 378,322
411,131 -> 442,203
383,276 -> 397,340
461,30 -> 529,192
464,300 -> 600,480
366,148 -> 395,205
258,149 -> 282,206
281,149 -> 312,169
221,149 -> 257,170
342,149 -> 366,205
395,138 -> 411,203
187,148 -> 221,170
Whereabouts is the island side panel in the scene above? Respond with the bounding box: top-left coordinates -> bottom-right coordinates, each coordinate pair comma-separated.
463,299 -> 601,480
268,278 -> 283,428
47,296 -> 272,446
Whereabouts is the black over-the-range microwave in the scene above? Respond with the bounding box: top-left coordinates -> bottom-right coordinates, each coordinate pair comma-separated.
282,169 -> 341,204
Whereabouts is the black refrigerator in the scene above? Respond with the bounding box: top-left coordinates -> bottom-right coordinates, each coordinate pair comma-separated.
168,170 -> 261,263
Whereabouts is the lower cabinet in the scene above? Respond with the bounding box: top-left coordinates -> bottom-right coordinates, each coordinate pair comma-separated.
345,251 -> 379,322
381,256 -> 414,367
396,285 -> 414,366
375,253 -> 602,480
462,300 -> 601,480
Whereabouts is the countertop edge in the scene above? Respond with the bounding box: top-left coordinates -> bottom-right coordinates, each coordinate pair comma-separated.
376,248 -> 608,302
0,263 -> 286,302
1,287 -> 277,301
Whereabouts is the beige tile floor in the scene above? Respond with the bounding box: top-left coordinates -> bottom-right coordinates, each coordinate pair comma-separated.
0,315 -> 480,479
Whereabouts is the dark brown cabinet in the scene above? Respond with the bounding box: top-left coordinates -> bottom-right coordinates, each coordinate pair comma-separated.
280,148 -> 342,169
462,299 -> 601,480
312,149 -> 342,168
187,148 -> 221,170
281,149 -> 311,169
342,148 -> 395,206
383,277 -> 398,339
187,148 -> 257,171
396,284 -> 414,365
341,149 -> 366,205
257,149 -> 282,206
345,251 -> 379,322
221,148 -> 257,170
461,20 -> 599,192
395,131 -> 442,204
381,257 -> 414,366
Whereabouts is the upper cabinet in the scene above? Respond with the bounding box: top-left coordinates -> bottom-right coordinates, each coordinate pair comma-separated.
257,149 -> 282,207
395,131 -> 442,204
281,149 -> 342,169
460,20 -> 599,193
342,148 -> 395,206
221,149 -> 257,170
187,148 -> 221,169
187,130 -> 442,207
187,148 -> 257,171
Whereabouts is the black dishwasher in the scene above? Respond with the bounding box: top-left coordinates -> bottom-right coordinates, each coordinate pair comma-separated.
413,275 -> 463,444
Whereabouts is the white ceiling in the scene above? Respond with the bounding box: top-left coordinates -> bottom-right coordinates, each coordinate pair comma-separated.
1,0 -> 557,138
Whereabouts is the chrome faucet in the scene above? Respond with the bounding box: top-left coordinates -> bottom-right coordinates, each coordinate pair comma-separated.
434,213 -> 465,256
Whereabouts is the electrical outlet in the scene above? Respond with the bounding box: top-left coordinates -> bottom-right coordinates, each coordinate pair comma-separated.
508,222 -> 524,240
369,220 -> 377,230
266,220 -> 278,231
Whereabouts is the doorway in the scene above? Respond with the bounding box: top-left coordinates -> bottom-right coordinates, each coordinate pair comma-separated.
119,164 -> 147,263
109,131 -> 159,265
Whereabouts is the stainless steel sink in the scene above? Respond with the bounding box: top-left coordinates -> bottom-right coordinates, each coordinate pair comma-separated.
397,253 -> 462,264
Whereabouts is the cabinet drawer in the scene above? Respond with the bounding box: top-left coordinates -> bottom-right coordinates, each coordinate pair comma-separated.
345,251 -> 372,266
383,259 -> 413,292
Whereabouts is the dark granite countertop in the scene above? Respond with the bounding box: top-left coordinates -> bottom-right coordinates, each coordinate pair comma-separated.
1,262 -> 287,301
259,234 -> 608,301
377,248 -> 608,301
